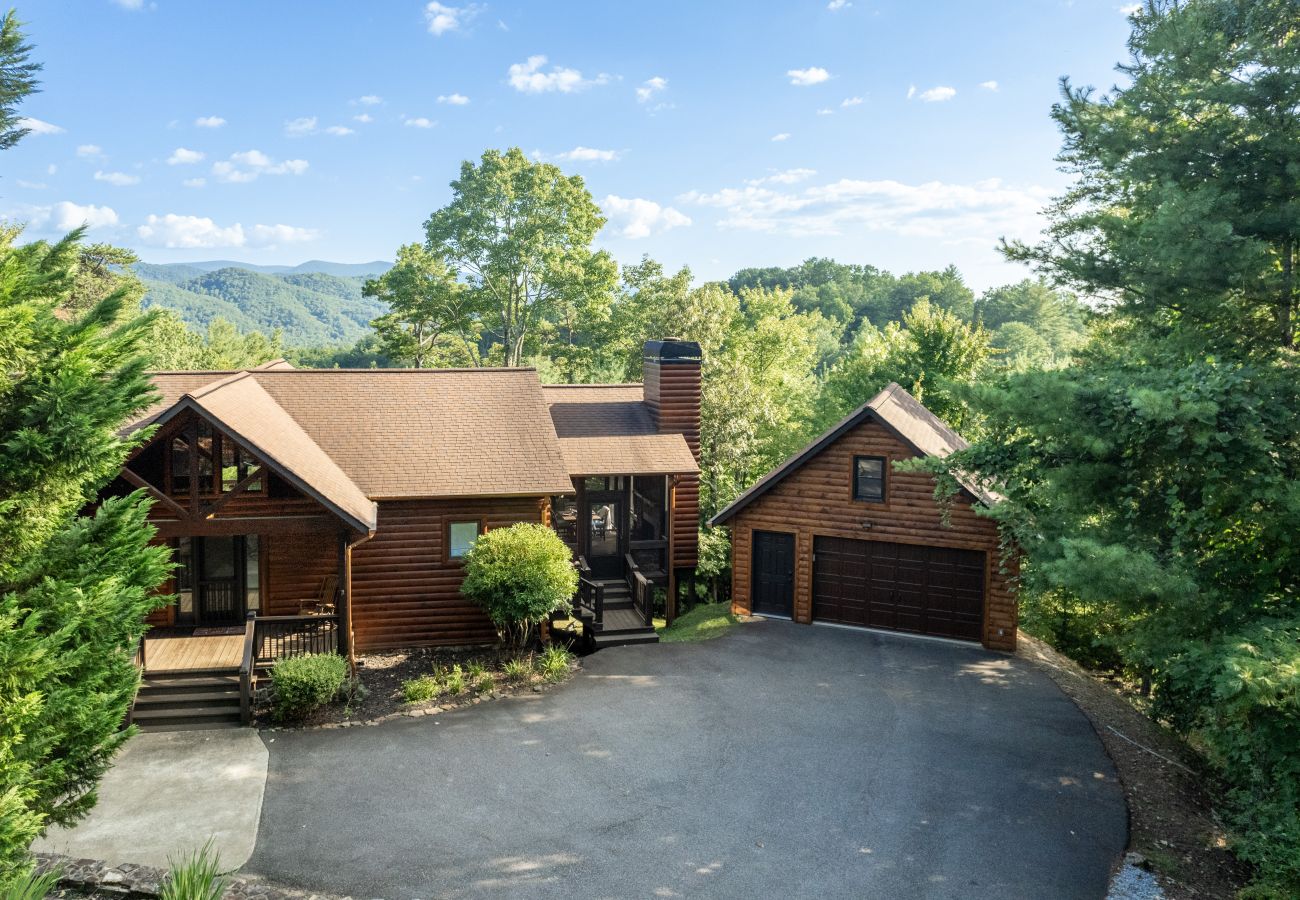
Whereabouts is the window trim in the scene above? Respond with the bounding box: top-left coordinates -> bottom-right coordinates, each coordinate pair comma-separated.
852,454 -> 887,504
446,519 -> 485,562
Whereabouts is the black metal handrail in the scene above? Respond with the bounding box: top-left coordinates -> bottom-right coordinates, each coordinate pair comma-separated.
253,613 -> 339,669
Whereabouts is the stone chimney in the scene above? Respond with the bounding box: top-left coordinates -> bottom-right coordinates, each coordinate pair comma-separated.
643,338 -> 702,573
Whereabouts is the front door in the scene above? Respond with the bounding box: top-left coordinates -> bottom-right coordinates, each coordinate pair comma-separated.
199,535 -> 243,625
752,530 -> 795,617
585,494 -> 626,579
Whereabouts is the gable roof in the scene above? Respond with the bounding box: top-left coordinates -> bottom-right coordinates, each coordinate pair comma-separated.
542,384 -> 699,477
127,368 -> 577,502
710,382 -> 993,525
155,372 -> 378,533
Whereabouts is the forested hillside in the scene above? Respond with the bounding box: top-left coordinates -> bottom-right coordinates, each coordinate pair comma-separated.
135,261 -> 390,345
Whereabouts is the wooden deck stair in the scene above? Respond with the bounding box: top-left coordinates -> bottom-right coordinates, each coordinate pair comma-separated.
132,670 -> 244,731
592,580 -> 660,649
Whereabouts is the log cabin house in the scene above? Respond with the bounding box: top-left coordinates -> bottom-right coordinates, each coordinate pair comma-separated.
710,382 -> 1018,652
106,340 -> 702,729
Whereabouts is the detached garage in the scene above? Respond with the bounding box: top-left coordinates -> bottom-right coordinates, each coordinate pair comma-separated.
711,383 -> 1018,651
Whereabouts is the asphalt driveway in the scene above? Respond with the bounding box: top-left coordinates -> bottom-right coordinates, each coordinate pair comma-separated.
246,619 -> 1126,899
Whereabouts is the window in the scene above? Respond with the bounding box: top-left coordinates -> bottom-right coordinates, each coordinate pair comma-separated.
448,521 -> 481,560
221,439 -> 263,493
170,436 -> 191,494
853,455 -> 886,503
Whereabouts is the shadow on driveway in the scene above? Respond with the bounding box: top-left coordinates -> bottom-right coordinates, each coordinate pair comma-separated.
245,620 -> 1126,899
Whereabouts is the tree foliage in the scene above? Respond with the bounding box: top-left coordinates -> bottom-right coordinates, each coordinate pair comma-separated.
424,147 -> 618,367
364,243 -> 479,367
0,10 -> 39,151
0,229 -> 171,886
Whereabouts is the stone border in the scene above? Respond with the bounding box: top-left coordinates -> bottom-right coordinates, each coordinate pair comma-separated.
35,852 -> 346,900
259,662 -> 578,733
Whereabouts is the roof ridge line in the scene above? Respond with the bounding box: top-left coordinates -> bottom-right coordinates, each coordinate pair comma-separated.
184,370 -> 253,400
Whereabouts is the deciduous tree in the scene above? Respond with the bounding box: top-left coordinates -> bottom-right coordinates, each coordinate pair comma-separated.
364,243 -> 478,368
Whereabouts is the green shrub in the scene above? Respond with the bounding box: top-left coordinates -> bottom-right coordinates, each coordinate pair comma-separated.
0,865 -> 61,900
401,675 -> 438,703
466,660 -> 488,681
460,523 -> 578,650
502,657 -> 531,682
536,645 -> 574,683
161,842 -> 226,900
442,664 -> 466,696
270,654 -> 348,721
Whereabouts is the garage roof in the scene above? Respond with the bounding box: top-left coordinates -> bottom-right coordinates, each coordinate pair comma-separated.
710,382 -> 995,525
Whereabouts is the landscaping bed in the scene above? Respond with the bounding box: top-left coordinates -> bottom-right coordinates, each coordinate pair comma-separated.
255,644 -> 578,729
1018,633 -> 1251,900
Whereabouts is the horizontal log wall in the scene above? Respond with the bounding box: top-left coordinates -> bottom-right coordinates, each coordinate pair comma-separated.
728,417 -> 1017,651
349,496 -> 548,652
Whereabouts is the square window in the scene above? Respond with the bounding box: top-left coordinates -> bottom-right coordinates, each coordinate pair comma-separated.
448,521 -> 481,559
854,455 -> 886,503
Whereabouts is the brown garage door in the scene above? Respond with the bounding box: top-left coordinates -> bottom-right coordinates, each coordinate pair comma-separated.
813,537 -> 985,641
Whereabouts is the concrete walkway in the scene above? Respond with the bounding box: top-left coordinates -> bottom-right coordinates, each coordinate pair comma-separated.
34,729 -> 268,871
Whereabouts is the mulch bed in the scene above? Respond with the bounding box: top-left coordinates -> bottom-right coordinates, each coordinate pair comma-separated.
254,645 -> 576,729
1017,633 -> 1251,899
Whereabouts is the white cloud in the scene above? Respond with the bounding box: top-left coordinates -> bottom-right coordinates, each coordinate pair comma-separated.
357,95 -> 383,106
425,2 -> 480,36
787,67 -> 831,86
601,194 -> 691,239
907,85 -> 916,100
437,93 -> 471,105
16,179 -> 45,189
771,132 -> 791,142
94,170 -> 140,186
211,150 -> 309,183
746,168 -> 817,186
507,55 -> 611,94
194,115 -> 226,128
979,80 -> 999,91
19,117 -> 63,135
636,76 -> 667,103
325,125 -> 355,136
554,146 -> 620,162
112,0 -> 144,9
47,164 -> 56,174
182,177 -> 206,188
916,85 -> 956,102
827,0 -> 851,9
841,96 -> 864,107
167,147 -> 204,165
137,214 -> 318,249
817,108 -> 834,116
76,144 -> 102,158
680,175 -> 1049,245
284,116 -> 318,137
403,117 -> 436,129
353,113 -> 374,123
1119,3 -> 1142,13
23,200 -> 120,230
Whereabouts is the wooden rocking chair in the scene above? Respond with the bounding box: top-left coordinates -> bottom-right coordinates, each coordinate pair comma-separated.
297,574 -> 339,615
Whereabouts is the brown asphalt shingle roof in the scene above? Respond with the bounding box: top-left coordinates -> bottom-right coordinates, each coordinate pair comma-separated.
710,382 -> 995,525
542,384 -> 699,477
128,368 -> 578,503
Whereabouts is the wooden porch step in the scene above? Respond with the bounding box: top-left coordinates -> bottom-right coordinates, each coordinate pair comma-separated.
133,670 -> 246,731
593,630 -> 660,648
134,690 -> 241,707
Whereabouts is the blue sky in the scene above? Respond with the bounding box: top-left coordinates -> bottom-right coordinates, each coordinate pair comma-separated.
5,1 -> 1138,289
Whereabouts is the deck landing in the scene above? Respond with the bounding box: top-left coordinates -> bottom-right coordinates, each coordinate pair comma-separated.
144,632 -> 243,673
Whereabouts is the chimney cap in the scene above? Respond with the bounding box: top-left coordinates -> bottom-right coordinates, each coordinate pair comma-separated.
644,338 -> 702,363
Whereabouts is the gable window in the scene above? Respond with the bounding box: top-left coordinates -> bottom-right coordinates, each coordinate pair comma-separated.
448,521 -> 482,560
853,455 -> 886,503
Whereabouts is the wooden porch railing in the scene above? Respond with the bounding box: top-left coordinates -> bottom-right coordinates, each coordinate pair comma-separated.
625,553 -> 654,627
254,614 -> 340,668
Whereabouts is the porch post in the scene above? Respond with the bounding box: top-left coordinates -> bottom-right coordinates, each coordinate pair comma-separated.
336,531 -> 351,662
667,476 -> 678,625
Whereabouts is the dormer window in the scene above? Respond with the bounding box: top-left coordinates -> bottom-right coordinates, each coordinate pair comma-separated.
853,455 -> 886,503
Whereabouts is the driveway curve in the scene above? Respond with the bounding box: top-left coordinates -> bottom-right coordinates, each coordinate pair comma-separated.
246,619 -> 1126,899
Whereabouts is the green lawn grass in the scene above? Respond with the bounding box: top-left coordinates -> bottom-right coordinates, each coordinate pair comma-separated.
654,602 -> 743,643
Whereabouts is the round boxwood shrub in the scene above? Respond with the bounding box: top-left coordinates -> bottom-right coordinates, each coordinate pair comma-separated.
460,523 -> 577,650
270,653 -> 348,721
